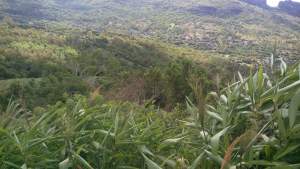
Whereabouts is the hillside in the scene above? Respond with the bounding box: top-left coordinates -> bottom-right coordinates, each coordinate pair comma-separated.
0,23 -> 240,110
1,0 -> 300,63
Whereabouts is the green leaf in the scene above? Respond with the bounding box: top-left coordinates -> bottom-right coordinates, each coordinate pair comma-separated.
248,71 -> 255,98
210,126 -> 230,153
204,150 -> 223,165
114,111 -> 119,135
142,153 -> 162,169
279,58 -> 287,76
59,158 -> 72,169
266,166 -> 293,169
289,124 -> 300,139
95,129 -> 115,137
278,80 -> 300,95
3,161 -> 20,168
157,155 -> 176,168
117,166 -> 140,169
139,145 -> 154,156
274,144 -> 300,160
288,89 -> 300,128
162,137 -> 185,144
246,120 -> 272,150
220,95 -> 228,104
238,71 -> 244,83
245,160 -> 287,166
276,110 -> 287,141
21,164 -> 27,169
270,53 -> 274,72
72,151 -> 94,169
298,64 -> 300,79
206,110 -> 223,122
188,153 -> 204,169
257,65 -> 264,96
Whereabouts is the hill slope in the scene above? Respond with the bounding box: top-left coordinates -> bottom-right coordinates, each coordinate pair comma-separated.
0,24 -> 238,110
1,0 -> 300,63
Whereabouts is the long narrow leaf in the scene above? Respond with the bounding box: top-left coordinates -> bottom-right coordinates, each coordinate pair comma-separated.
288,89 -> 300,128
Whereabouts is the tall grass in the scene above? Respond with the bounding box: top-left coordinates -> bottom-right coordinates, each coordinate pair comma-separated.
1,60 -> 300,169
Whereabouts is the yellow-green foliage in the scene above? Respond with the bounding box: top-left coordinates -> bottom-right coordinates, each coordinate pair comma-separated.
9,41 -> 78,59
0,24 -> 75,60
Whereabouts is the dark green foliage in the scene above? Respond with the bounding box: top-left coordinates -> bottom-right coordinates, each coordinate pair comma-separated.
143,59 -> 212,109
0,56 -> 67,80
0,75 -> 88,109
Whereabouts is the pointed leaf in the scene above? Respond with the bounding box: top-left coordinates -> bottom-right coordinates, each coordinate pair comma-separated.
274,144 -> 300,160
211,127 -> 230,153
206,110 -> 223,122
289,89 -> 300,128
204,150 -> 223,165
72,151 -> 94,169
188,153 -> 204,169
162,137 -> 185,144
21,164 -> 27,169
142,153 -> 162,169
59,158 -> 72,169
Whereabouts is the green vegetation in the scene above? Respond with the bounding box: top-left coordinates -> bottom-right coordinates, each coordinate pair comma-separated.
0,1 -> 300,168
0,23 -> 233,110
1,0 -> 300,63
0,56 -> 299,168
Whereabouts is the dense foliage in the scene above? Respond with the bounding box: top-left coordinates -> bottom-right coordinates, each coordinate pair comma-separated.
0,55 -> 299,168
0,23 -> 233,110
